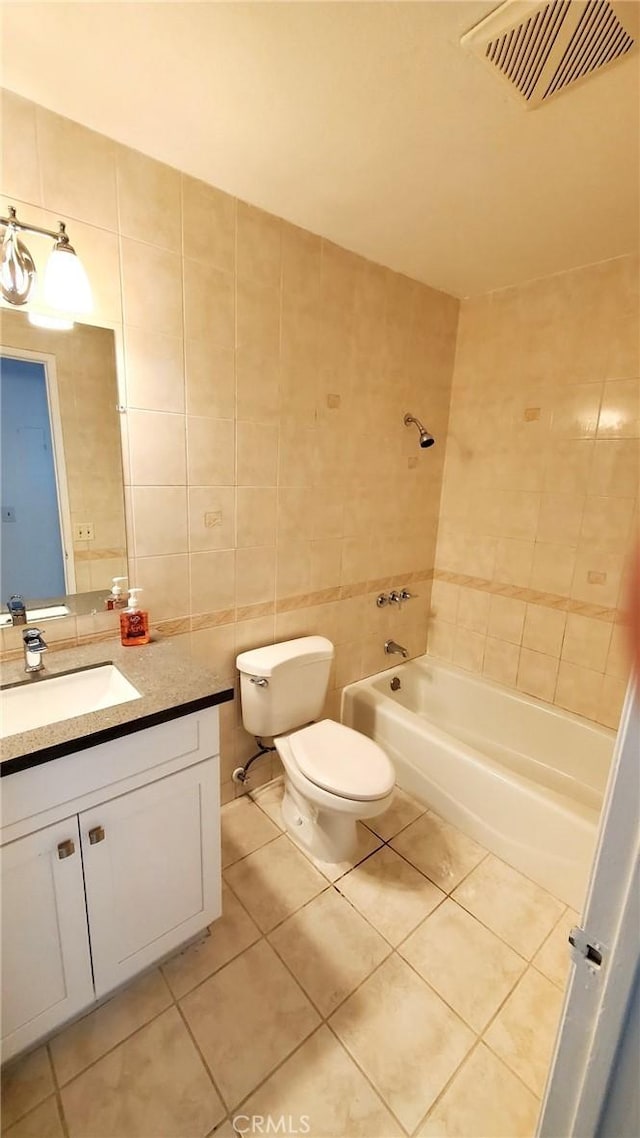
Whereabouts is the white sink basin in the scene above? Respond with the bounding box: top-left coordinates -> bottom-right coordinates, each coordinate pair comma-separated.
0,665 -> 142,739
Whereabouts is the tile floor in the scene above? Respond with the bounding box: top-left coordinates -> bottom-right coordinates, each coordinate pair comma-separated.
1,781 -> 578,1138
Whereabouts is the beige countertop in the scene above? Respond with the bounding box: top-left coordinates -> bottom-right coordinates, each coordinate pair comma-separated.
0,636 -> 234,776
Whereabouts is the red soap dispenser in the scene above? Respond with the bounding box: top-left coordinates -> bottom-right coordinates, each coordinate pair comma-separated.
120,588 -> 150,646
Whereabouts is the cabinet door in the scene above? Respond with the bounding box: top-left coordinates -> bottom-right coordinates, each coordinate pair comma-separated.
80,759 -> 220,997
1,817 -> 94,1062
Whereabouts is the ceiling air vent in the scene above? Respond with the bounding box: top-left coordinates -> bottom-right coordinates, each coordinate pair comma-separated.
461,0 -> 638,107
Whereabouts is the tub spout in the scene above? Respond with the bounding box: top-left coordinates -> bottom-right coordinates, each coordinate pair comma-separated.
385,640 -> 408,658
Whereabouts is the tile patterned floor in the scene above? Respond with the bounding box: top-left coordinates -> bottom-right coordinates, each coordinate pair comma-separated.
1,781 -> 574,1138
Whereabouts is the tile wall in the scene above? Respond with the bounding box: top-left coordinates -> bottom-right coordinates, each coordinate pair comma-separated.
0,89 -> 459,799
430,255 -> 639,729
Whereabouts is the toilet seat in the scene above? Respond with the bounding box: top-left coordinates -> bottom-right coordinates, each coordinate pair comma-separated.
289,719 -> 395,802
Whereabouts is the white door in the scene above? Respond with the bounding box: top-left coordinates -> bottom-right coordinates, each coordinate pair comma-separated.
80,760 -> 221,997
0,817 -> 94,1062
538,683 -> 639,1136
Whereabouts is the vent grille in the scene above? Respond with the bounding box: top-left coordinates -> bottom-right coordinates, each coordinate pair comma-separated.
486,1 -> 571,99
544,0 -> 635,98
463,0 -> 637,108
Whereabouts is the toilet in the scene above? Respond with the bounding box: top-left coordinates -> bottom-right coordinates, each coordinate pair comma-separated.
236,636 -> 395,862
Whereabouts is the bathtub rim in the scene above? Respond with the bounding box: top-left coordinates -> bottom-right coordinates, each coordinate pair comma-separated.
343,654 -> 616,746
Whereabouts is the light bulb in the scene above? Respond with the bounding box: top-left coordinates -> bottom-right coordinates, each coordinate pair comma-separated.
43,245 -> 93,314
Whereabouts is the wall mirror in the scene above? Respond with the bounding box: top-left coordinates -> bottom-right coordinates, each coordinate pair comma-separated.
0,309 -> 127,625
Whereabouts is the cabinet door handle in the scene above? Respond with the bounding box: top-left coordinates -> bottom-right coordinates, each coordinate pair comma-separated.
57,838 -> 75,859
88,825 -> 105,845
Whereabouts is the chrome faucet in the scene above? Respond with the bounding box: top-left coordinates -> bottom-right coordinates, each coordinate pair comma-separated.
389,589 -> 415,606
385,639 -> 409,658
7,594 -> 27,625
23,627 -> 48,673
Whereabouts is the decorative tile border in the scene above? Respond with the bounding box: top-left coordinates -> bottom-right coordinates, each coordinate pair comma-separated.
234,602 -> 276,622
74,547 -> 127,562
6,561 -> 621,664
190,610 -> 235,634
337,569 -> 432,603
277,587 -> 342,612
153,617 -> 192,637
433,568 -> 624,623
0,568 -> 436,661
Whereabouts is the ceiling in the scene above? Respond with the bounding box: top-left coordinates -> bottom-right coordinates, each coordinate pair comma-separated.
1,1 -> 638,297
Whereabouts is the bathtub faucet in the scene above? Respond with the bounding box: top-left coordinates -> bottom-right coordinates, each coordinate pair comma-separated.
384,640 -> 408,659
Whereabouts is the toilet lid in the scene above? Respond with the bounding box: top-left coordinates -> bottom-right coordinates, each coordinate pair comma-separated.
290,720 -> 395,802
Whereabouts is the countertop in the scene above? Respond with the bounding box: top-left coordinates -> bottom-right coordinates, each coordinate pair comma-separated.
0,637 -> 234,776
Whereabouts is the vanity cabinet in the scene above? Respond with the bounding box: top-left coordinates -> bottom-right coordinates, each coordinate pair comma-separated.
1,817 -> 94,1052
81,760 -> 218,996
1,707 -> 222,1062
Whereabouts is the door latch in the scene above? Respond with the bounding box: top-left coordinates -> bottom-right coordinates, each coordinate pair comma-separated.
568,925 -> 604,969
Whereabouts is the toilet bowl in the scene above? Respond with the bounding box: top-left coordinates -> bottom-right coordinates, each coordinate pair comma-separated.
236,636 -> 396,863
276,719 -> 395,861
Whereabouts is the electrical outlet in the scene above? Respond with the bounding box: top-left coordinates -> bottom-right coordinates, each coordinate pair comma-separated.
74,522 -> 95,541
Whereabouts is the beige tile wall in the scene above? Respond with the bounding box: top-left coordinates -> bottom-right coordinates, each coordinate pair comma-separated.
0,89 -> 459,798
430,255 -> 639,729
0,309 -> 127,593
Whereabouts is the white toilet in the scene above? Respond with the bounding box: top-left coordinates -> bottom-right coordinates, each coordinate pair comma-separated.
236,636 -> 395,862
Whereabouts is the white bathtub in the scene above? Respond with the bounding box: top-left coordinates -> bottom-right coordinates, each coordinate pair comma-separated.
342,656 -> 615,909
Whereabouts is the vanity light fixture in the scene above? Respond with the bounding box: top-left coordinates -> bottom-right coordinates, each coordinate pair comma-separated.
1,205 -> 93,328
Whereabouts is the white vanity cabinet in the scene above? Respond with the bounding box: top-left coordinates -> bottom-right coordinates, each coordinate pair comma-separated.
1,705 -> 223,1063
0,817 -> 94,1055
80,760 -> 218,996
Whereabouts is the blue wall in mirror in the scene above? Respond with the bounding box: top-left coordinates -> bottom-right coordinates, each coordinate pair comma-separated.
1,355 -> 66,601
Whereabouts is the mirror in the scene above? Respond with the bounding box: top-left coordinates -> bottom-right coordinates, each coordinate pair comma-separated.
0,310 -> 127,623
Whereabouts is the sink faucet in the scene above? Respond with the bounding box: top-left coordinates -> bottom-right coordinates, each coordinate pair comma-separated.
7,594 -> 27,626
384,639 -> 409,658
23,627 -> 48,673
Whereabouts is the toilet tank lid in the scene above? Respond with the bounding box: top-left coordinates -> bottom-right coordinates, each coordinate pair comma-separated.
236,636 -> 334,678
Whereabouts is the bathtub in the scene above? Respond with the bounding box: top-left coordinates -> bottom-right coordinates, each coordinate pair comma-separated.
342,656 -> 615,909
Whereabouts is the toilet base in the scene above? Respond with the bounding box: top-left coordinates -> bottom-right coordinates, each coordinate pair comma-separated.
281,778 -> 358,863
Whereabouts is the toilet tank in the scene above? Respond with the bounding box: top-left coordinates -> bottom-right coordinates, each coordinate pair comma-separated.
236,636 -> 334,738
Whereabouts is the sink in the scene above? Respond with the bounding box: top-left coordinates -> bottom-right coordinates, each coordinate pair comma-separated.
0,605 -> 71,628
0,664 -> 142,739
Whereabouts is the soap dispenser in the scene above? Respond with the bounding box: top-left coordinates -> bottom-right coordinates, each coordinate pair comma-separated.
105,576 -> 128,610
120,588 -> 150,646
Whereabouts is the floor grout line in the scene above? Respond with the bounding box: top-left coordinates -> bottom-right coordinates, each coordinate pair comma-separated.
53,1090 -> 69,1138
408,1036 -> 487,1138
205,1116 -> 231,1138
45,1042 -> 71,1138
220,1020 -> 323,1122
475,964 -> 560,1100
324,1017 -> 413,1136
48,996 -> 177,1093
174,999 -> 230,1120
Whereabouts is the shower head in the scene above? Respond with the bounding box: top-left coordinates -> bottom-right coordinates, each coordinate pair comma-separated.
404,413 -> 435,449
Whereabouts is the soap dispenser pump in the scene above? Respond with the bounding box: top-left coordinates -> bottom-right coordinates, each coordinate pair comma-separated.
105,576 -> 128,610
120,588 -> 150,646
